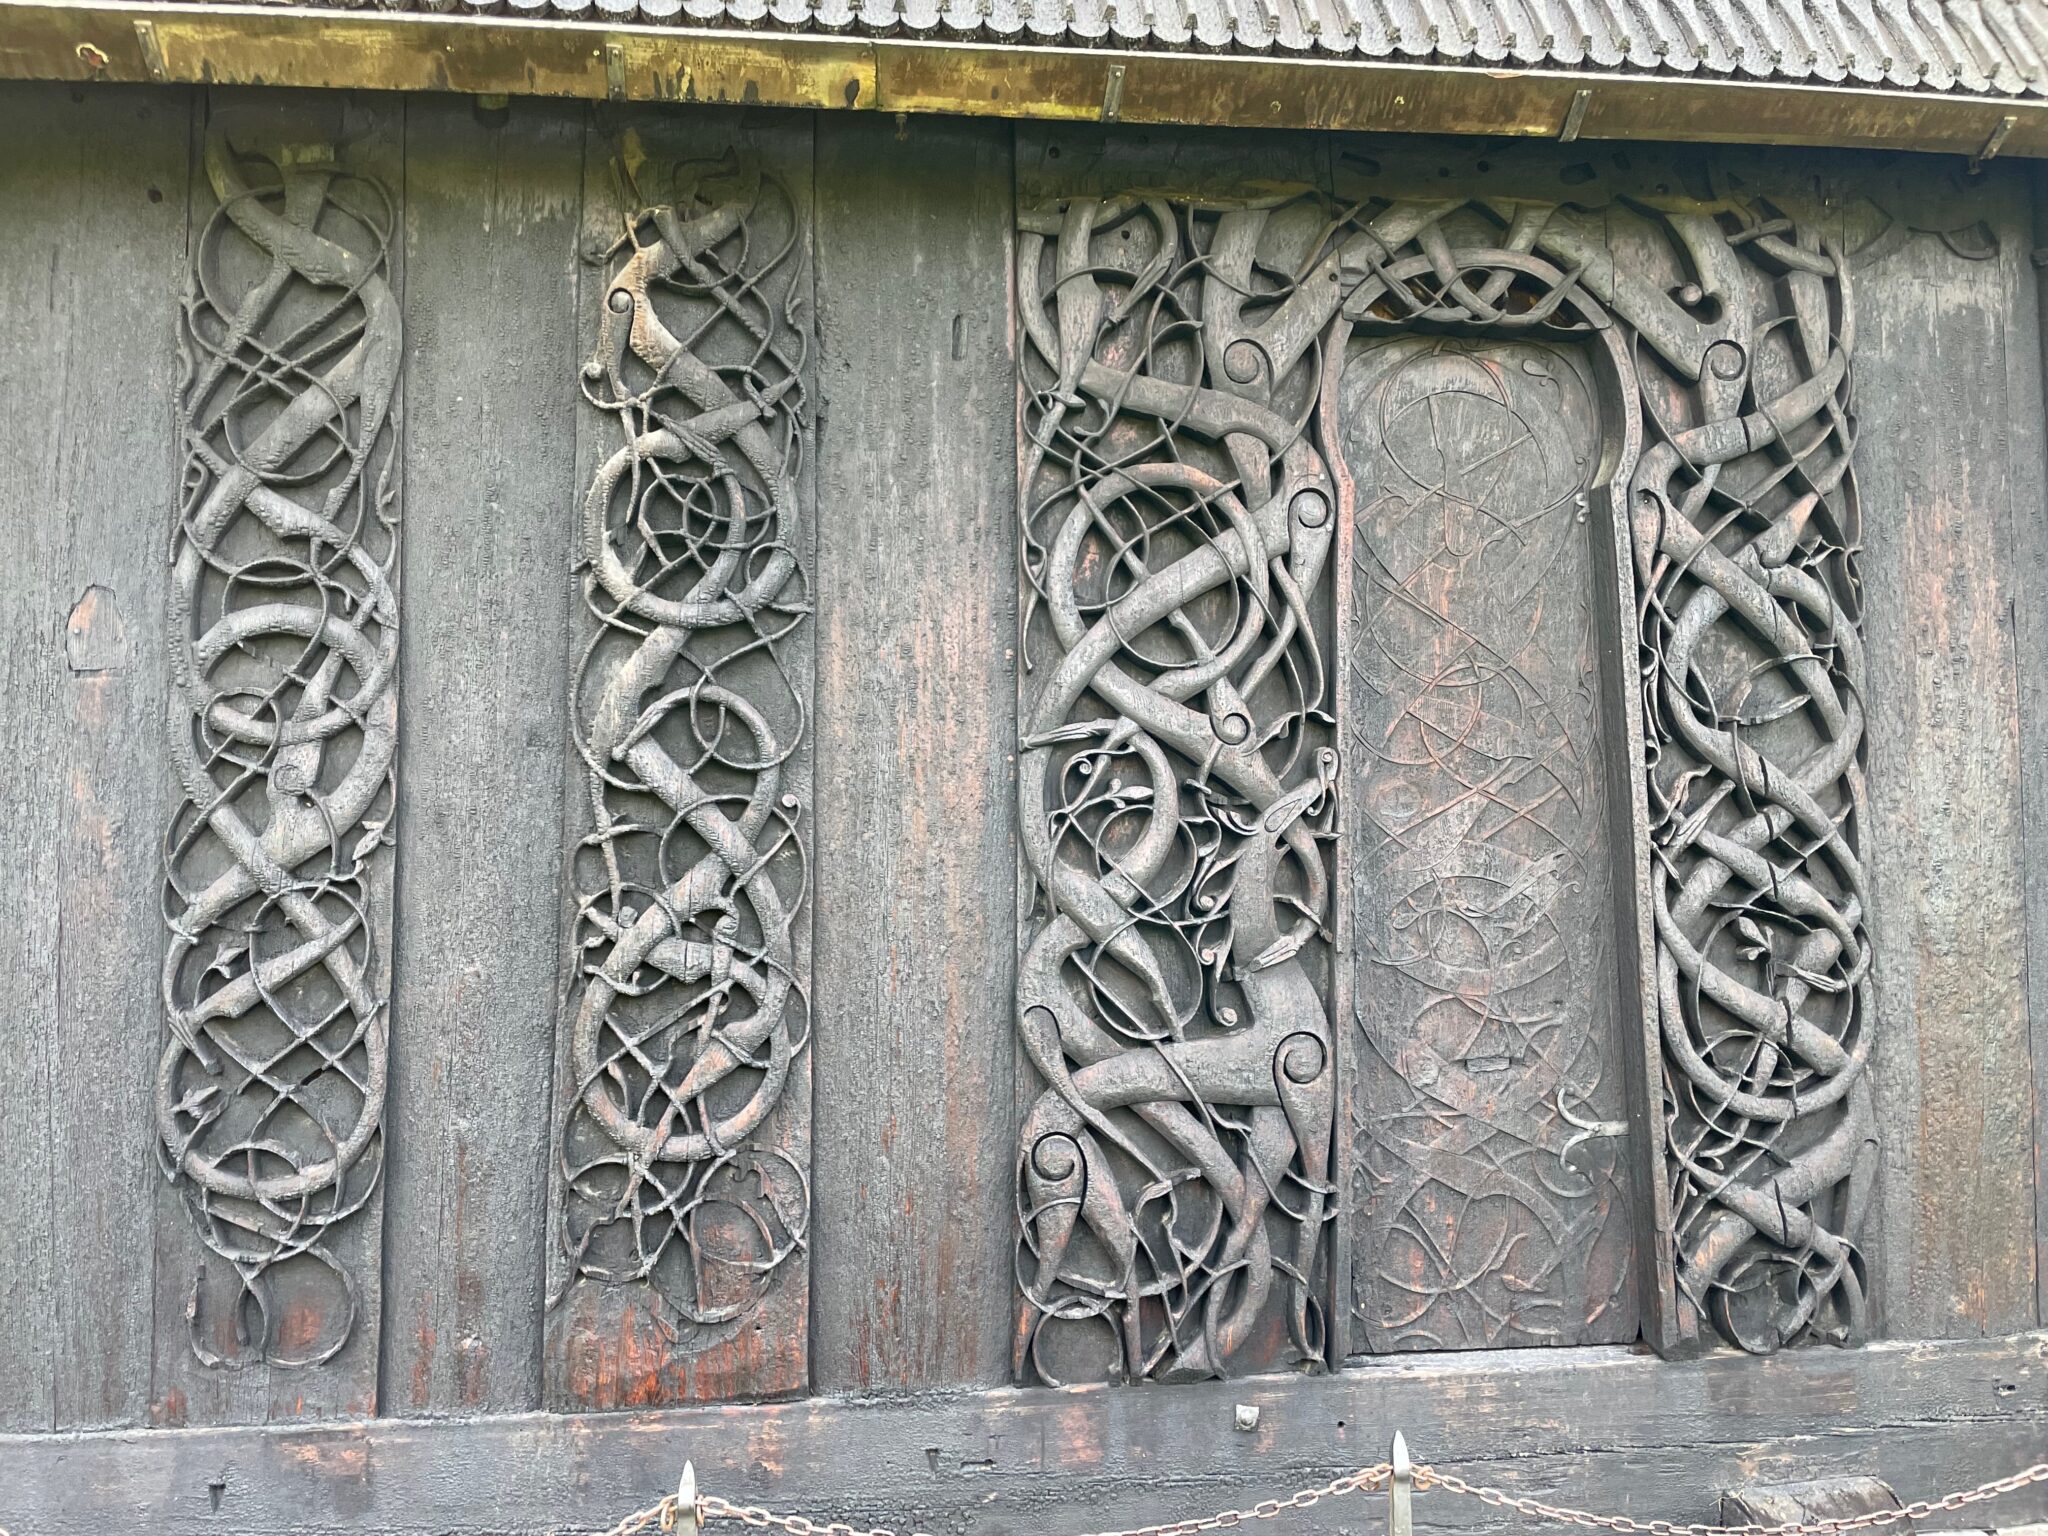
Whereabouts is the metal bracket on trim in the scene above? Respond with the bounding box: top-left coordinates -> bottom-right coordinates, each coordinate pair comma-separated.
1560,87 -> 1591,142
1972,113 -> 2017,171
1100,61 -> 1126,122
132,17 -> 165,79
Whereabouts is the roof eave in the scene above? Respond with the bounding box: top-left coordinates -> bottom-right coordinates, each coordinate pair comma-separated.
3,0 -> 2043,158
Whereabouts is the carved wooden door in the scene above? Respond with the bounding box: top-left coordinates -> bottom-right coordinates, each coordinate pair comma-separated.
1342,336 -> 1638,1351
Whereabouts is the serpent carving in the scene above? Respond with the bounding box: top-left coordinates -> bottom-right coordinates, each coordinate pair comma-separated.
1015,186 -> 1871,1368
1016,197 -> 1344,1383
1626,201 -> 1875,1354
162,129 -> 400,1368
555,156 -> 812,1345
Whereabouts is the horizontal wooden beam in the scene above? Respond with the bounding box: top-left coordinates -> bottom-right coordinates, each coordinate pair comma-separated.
3,1334 -> 2045,1536
2,0 -> 2047,157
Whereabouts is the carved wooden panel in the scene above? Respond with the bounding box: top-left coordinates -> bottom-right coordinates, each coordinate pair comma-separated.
545,118 -> 814,1408
160,120 -> 401,1377
1343,336 -> 1638,1351
1621,204 -> 1875,1354
1014,194 -> 1342,1384
1012,169 -> 1871,1366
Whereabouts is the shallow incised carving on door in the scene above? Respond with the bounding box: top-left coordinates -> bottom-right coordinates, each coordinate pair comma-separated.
1343,336 -> 1637,1352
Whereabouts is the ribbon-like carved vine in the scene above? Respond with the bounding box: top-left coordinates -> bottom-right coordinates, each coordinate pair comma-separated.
162,129 -> 401,1368
1017,198 -> 1343,1384
1626,202 -> 1874,1354
1014,183 -> 1871,1370
556,157 -> 812,1347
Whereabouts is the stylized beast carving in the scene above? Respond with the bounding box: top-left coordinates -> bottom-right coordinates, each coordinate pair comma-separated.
162,129 -> 401,1368
1015,188 -> 1871,1374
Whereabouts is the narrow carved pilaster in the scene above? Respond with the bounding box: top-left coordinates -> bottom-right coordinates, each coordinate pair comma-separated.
1014,198 -> 1343,1383
549,147 -> 813,1405
161,126 -> 401,1370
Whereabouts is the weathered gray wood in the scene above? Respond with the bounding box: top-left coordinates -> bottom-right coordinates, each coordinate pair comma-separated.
0,80 -> 194,1433
542,104 -> 815,1410
2021,162 -> 2048,1332
1721,1476 -> 1909,1530
808,113 -> 1020,1393
147,87 -> 404,1427
1011,125 -> 1345,1384
2,1334 -> 2043,1536
1858,168 -> 2040,1340
378,93 -> 586,1418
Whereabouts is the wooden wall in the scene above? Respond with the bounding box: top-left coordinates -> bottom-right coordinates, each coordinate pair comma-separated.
1858,161 -> 2047,1340
0,80 -> 2043,1532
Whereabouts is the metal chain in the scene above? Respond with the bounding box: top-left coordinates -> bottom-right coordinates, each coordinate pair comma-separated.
594,1466 -> 1395,1536
1412,1461 -> 2048,1536
593,1457 -> 2048,1536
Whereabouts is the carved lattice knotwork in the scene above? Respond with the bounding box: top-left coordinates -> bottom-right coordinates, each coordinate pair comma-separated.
1626,206 -> 1874,1353
162,128 -> 401,1368
555,157 -> 812,1350
1016,198 -> 1343,1384
1014,182 -> 1872,1368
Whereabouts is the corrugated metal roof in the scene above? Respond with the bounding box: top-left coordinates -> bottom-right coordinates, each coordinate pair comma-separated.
168,0 -> 2048,97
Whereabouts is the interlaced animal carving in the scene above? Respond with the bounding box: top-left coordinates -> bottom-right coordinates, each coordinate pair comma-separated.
1017,198 -> 1344,1383
1015,185 -> 1871,1371
556,157 -> 811,1346
162,128 -> 401,1367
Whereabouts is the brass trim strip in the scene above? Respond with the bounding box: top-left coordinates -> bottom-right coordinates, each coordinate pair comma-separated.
3,0 -> 2044,155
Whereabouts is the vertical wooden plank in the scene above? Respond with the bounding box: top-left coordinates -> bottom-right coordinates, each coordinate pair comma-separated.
1860,170 -> 2039,1339
544,105 -> 814,1409
378,94 -> 585,1417
808,114 -> 1019,1393
2019,162 -> 2048,1330
150,88 -> 404,1426
0,80 -> 193,1432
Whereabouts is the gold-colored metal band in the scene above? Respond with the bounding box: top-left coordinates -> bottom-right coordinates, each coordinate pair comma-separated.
3,0 -> 2045,157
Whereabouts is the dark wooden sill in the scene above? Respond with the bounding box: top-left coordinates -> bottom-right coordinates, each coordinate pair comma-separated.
3,1333 -> 2044,1536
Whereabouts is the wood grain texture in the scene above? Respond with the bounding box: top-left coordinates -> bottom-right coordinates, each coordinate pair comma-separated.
2021,163 -> 2048,1332
147,88 -> 403,1429
1859,167 -> 2040,1340
541,104 -> 815,1410
1342,334 -> 1639,1353
1721,1477 -> 1906,1528
3,1333 -> 2044,1536
0,80 -> 194,1433
809,113 -> 1020,1394
379,93 -> 586,1418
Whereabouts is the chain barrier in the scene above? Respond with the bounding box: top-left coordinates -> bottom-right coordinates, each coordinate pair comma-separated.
1411,1462 -> 2048,1536
593,1454 -> 2048,1536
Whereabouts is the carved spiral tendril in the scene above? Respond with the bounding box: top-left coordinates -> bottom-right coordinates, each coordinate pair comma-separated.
556,155 -> 812,1346
162,129 -> 401,1369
